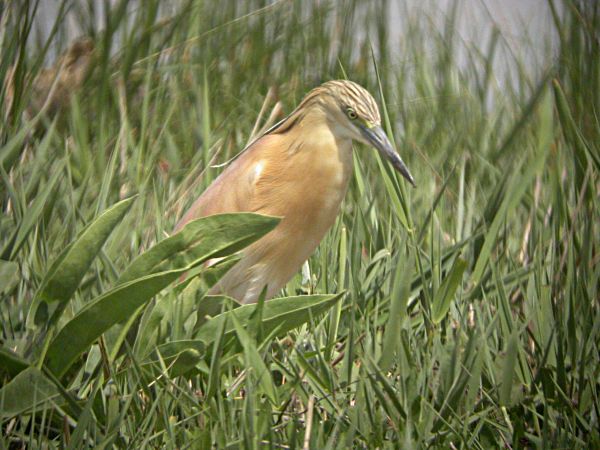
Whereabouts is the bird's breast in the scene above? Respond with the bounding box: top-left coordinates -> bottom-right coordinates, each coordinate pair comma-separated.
255,132 -> 352,273
278,132 -> 352,227
213,127 -> 354,303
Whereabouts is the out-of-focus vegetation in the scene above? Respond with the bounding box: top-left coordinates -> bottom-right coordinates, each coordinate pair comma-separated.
1,0 -> 598,447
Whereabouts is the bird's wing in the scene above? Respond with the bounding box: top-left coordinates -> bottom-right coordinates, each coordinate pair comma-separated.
173,135 -> 274,232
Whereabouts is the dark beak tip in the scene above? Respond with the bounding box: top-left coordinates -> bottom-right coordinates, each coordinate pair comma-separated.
404,174 -> 416,188
397,165 -> 416,188
363,125 -> 416,188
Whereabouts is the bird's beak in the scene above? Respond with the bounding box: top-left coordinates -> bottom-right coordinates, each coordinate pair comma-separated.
360,125 -> 415,187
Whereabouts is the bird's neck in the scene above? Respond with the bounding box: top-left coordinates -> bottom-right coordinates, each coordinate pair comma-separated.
290,105 -> 350,153
297,104 -> 329,129
274,98 -> 344,140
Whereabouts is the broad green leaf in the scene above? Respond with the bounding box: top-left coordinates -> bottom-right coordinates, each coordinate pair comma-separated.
431,257 -> 467,324
0,347 -> 30,378
44,268 -> 190,377
28,197 -> 135,328
119,214 -> 273,359
46,213 -> 273,377
0,367 -> 59,417
195,293 -> 343,345
118,213 -> 280,284
132,270 -> 235,359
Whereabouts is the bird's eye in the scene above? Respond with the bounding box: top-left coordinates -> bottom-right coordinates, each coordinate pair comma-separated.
346,108 -> 358,120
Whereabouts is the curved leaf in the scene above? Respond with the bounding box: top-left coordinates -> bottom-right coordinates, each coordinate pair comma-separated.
28,197 -> 135,328
0,367 -> 59,418
44,267 -> 186,377
195,293 -> 343,345
44,214 -> 278,378
0,347 -> 30,378
118,213 -> 280,284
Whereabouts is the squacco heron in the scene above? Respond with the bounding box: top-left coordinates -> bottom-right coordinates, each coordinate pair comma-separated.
175,80 -> 415,304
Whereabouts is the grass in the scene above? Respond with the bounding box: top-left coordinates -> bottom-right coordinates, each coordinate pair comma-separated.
1,0 -> 599,448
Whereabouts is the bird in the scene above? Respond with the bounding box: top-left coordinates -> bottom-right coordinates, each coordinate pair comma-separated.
175,80 -> 415,304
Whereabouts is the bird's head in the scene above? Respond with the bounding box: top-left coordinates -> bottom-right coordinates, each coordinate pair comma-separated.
317,80 -> 415,187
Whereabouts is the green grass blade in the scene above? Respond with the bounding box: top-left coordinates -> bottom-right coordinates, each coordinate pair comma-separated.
431,257 -> 467,324
231,311 -> 278,404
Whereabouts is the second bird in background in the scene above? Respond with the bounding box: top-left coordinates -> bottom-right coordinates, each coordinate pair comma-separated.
175,80 -> 415,304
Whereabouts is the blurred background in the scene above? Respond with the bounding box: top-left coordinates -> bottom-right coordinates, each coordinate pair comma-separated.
34,0 -> 559,80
